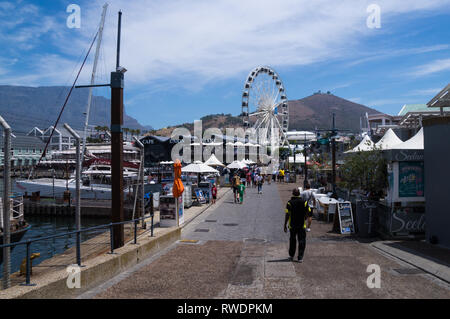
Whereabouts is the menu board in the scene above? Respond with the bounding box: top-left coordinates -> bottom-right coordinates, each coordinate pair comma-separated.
337,202 -> 354,234
398,161 -> 424,198
195,189 -> 206,204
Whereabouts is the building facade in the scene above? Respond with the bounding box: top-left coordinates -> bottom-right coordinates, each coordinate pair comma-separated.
0,134 -> 47,167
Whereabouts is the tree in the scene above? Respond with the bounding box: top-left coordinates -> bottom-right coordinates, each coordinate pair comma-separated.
338,147 -> 388,200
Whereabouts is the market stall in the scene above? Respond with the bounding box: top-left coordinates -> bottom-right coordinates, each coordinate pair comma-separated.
380,128 -> 425,237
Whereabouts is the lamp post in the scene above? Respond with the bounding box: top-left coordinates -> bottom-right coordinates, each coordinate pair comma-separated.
133,136 -> 145,226
0,115 -> 11,289
63,123 -> 82,266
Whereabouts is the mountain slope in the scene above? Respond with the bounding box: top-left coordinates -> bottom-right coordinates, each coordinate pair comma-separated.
0,85 -> 151,133
287,93 -> 381,131
150,93 -> 382,136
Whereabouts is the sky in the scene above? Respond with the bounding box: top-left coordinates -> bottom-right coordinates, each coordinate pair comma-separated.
1,0 -> 450,129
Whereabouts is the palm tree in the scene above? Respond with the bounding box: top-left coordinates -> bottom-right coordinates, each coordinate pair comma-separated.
123,128 -> 129,141
94,125 -> 102,135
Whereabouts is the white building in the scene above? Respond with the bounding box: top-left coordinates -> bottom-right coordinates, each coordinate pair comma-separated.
28,125 -> 87,151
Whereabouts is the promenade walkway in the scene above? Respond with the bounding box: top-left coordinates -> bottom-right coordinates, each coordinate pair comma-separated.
80,181 -> 450,299
0,186 -> 230,291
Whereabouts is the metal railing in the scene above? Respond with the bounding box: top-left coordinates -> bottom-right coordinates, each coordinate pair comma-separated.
0,213 -> 155,288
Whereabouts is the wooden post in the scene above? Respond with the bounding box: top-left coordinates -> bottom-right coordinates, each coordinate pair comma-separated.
111,11 -> 125,249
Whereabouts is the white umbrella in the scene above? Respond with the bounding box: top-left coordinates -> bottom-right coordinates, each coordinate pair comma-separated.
182,162 -> 219,174
204,154 -> 225,167
227,160 -> 247,169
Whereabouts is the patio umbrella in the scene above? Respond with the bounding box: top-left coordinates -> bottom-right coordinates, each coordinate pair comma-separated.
173,159 -> 184,226
227,160 -> 247,169
182,162 -> 219,174
204,154 -> 225,167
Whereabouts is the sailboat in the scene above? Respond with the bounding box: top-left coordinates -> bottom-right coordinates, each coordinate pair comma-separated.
0,195 -> 31,262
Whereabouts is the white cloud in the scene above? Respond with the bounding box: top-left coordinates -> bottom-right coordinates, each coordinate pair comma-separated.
65,0 -> 450,87
408,58 -> 450,77
405,88 -> 443,96
2,0 -> 450,89
346,44 -> 450,67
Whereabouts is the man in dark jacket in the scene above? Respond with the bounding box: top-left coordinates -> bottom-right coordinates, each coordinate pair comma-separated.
284,188 -> 312,262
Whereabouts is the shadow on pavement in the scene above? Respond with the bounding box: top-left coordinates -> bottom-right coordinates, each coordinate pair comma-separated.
385,241 -> 450,268
266,258 -> 292,263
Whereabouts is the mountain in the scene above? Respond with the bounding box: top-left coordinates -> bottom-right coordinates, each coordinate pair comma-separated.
287,93 -> 381,131
0,85 -> 152,134
150,93 -> 382,136
150,113 -> 243,136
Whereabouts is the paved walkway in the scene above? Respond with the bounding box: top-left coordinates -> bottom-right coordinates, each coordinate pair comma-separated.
80,182 -> 450,299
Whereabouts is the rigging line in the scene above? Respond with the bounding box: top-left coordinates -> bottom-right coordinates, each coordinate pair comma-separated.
29,30 -> 100,179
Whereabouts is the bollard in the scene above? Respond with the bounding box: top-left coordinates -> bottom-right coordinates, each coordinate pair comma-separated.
151,214 -> 154,237
109,224 -> 115,254
76,231 -> 81,266
20,241 -> 36,286
134,219 -> 138,244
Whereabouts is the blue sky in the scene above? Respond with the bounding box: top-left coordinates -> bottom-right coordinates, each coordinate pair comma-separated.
1,0 -> 450,129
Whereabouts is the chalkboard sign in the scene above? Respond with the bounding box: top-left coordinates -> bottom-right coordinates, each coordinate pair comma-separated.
337,202 -> 355,234
399,161 -> 424,198
194,189 -> 206,204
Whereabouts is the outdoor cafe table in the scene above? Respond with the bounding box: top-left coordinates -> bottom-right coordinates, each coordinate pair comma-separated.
316,196 -> 339,222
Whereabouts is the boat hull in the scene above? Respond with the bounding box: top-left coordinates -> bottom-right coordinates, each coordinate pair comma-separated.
15,179 -> 128,200
0,224 -> 31,263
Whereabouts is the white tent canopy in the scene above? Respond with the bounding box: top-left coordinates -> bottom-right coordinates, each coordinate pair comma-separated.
182,162 -> 219,174
375,128 -> 403,150
243,159 -> 256,165
227,160 -> 247,169
391,127 -> 424,150
345,135 -> 374,153
204,154 -> 225,167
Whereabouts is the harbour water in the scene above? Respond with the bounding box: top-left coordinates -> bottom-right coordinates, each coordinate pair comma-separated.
1,178 -> 110,277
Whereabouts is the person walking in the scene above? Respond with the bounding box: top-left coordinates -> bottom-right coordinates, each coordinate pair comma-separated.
211,183 -> 217,204
232,173 -> 240,203
250,170 -> 256,188
301,182 -> 314,232
257,174 -> 263,194
266,173 -> 271,185
246,171 -> 252,188
279,168 -> 285,183
238,181 -> 246,204
284,188 -> 312,262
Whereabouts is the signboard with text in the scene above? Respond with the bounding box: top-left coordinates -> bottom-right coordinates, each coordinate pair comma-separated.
337,202 -> 355,234
399,161 -> 424,198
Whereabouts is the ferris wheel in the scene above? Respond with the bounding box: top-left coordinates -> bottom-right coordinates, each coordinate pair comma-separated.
241,66 -> 289,146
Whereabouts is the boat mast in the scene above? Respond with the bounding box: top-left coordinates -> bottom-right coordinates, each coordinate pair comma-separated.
82,3 -> 108,160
